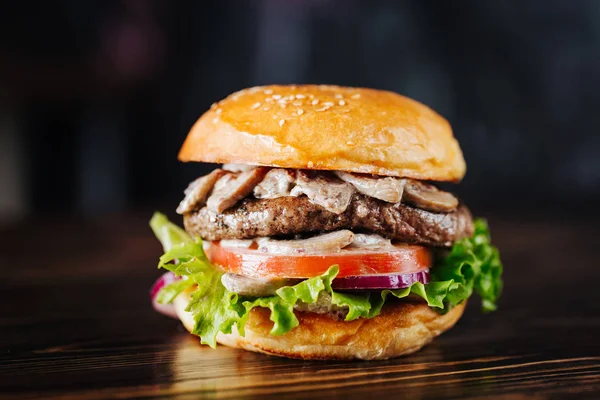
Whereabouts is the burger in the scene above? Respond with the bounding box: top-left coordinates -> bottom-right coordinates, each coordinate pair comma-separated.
149,85 -> 503,360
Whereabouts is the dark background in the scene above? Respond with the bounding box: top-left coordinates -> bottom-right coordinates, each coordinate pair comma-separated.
2,3 -> 600,397
1,0 -> 599,226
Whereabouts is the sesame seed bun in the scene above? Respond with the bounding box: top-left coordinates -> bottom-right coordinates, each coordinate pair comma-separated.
173,294 -> 465,360
178,85 -> 466,182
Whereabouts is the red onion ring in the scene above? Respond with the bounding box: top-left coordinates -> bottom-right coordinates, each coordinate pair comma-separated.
331,269 -> 430,290
150,272 -> 180,319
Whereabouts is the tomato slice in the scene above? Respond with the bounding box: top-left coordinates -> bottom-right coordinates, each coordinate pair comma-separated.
207,242 -> 431,279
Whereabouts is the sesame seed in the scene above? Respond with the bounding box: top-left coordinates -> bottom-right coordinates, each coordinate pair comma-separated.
297,109 -> 304,115
315,106 -> 330,112
212,118 -> 219,124
272,94 -> 282,100
265,97 -> 274,103
216,108 -> 222,114
346,141 -> 355,146
296,94 -> 305,99
323,101 -> 334,107
351,93 -> 361,99
307,161 -> 314,168
292,101 -> 303,107
264,89 -> 273,95
210,103 -> 218,110
263,106 -> 270,111
311,99 -> 319,105
335,94 -> 343,99
251,102 -> 261,110
279,119 -> 285,127
338,100 -> 346,106
279,103 -> 286,108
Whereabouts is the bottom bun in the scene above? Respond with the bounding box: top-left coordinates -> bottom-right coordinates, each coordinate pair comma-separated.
174,294 -> 465,360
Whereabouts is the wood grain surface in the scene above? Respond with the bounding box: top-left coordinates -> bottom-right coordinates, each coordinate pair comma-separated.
1,212 -> 599,399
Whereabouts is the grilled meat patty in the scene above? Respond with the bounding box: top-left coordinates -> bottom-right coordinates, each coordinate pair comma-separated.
184,194 -> 473,247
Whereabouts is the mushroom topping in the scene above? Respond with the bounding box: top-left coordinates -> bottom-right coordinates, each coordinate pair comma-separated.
258,230 -> 355,255
207,167 -> 269,213
221,273 -> 299,297
335,171 -> 405,203
212,172 -> 236,191
254,169 -> 296,199
290,171 -> 354,214
222,163 -> 257,172
176,169 -> 227,214
402,180 -> 459,212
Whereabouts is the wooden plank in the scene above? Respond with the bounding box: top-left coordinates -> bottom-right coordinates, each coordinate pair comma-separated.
1,214 -> 599,399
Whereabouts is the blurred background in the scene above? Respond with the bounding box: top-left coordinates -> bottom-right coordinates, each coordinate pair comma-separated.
1,0 -> 599,226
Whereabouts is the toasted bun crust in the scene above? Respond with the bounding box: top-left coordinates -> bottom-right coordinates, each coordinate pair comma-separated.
174,294 -> 465,360
178,85 -> 466,182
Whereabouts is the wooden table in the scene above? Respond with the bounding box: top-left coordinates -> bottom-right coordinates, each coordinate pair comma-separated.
2,212 -> 599,399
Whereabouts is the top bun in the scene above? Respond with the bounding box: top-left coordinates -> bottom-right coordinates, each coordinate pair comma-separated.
179,85 -> 466,182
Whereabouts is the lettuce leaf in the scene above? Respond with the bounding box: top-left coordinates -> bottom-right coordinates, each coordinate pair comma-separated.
150,212 -> 192,251
428,219 -> 503,312
150,212 -> 503,347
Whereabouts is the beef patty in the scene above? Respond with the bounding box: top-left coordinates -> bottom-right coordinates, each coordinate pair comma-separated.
184,194 -> 474,247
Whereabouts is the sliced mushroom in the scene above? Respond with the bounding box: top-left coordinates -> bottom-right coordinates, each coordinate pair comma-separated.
212,172 -> 236,191
222,163 -> 257,172
176,169 -> 227,214
254,169 -> 296,199
221,273 -> 299,297
258,230 -> 355,255
207,167 -> 269,213
335,171 -> 405,203
290,171 -> 354,214
350,233 -> 393,249
402,179 -> 458,212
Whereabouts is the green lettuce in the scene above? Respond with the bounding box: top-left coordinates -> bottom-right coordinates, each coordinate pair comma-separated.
150,212 -> 503,348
